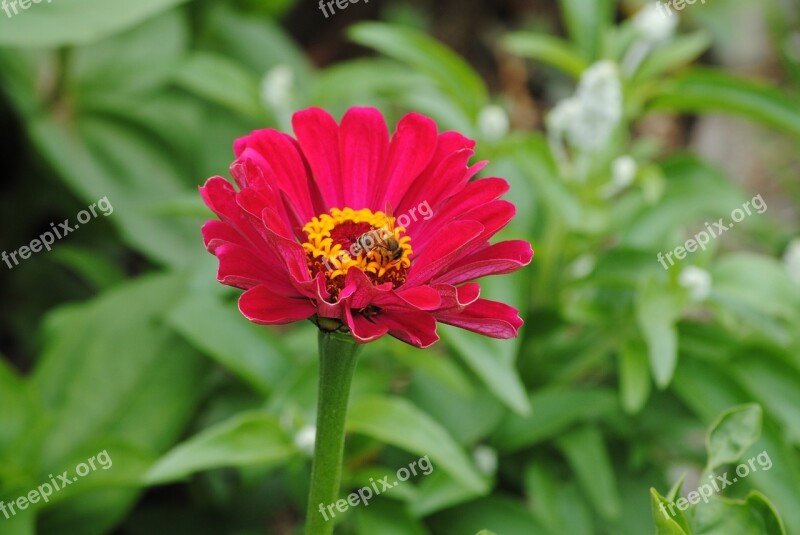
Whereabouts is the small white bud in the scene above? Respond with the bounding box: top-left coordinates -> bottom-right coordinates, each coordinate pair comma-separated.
680,266 -> 712,301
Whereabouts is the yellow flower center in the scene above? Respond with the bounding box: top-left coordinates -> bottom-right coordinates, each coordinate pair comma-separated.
301,208 -> 413,299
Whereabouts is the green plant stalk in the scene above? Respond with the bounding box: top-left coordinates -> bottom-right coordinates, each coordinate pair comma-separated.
305,330 -> 362,535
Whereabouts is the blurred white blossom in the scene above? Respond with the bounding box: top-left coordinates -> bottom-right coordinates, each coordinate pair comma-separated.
478,104 -> 510,142
473,445 -> 498,476
569,254 -> 596,279
547,60 -> 622,169
783,239 -> 800,284
632,4 -> 678,45
680,266 -> 712,301
601,155 -> 638,197
294,425 -> 316,456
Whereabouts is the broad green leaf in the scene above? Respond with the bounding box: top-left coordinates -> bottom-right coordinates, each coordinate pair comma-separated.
71,9 -> 188,99
408,470 -> 483,517
650,488 -> 690,535
0,0 -> 188,47
618,339 -> 652,414
166,293 -> 292,397
706,404 -> 762,469
348,22 -> 488,118
24,115 -> 202,268
347,396 -> 486,493
728,355 -> 800,446
691,491 -> 786,535
557,426 -> 621,520
492,387 -> 618,453
173,52 -> 263,117
49,245 -> 125,290
0,359 -> 36,461
648,69 -> 800,138
33,273 -> 209,465
557,0 -> 613,61
633,32 -> 712,82
29,274 -> 209,531
356,499 -> 430,535
440,324 -> 530,416
503,33 -> 589,78
427,496 -> 547,535
145,412 -> 296,485
635,278 -> 682,389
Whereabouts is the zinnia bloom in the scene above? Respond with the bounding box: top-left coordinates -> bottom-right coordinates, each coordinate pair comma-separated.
200,107 -> 533,348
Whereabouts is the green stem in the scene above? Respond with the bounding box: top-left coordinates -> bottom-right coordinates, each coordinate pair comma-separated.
305,330 -> 362,535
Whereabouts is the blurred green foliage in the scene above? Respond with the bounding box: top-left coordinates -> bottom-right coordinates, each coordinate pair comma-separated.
1,0 -> 799,533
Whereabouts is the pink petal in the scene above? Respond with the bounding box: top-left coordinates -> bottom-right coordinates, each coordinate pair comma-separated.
433,240 -> 533,285
436,298 -> 524,339
239,285 -> 316,324
339,107 -> 389,208
405,220 -> 484,286
397,131 -> 476,218
234,129 -> 318,222
292,107 -> 343,209
411,177 -> 509,244
376,112 -> 438,209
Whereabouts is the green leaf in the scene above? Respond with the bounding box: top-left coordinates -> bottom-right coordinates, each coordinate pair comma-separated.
426,496 -> 547,535
492,387 -> 618,453
440,324 -> 530,416
648,69 -> 800,138
71,9 -> 188,99
633,32 -> 712,82
173,52 -> 263,117
556,426 -> 621,520
348,22 -> 488,118
0,0 -> 189,47
635,278 -> 682,389
650,488 -> 690,535
691,491 -> 786,535
145,412 -> 296,485
28,273 -> 209,531
166,293 -> 292,397
356,500 -> 430,535
503,32 -> 589,78
49,245 -> 125,290
557,0 -> 613,61
347,396 -> 487,493
618,339 -> 652,414
706,403 -> 762,469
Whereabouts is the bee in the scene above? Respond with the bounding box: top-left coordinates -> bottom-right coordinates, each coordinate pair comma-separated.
353,205 -> 404,264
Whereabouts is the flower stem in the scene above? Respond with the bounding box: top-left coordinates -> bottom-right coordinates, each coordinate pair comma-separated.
305,330 -> 361,535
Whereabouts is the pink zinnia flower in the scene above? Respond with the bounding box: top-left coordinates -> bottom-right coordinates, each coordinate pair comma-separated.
200,107 -> 533,348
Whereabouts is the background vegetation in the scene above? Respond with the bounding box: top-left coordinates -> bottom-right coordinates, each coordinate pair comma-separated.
1,0 -> 799,533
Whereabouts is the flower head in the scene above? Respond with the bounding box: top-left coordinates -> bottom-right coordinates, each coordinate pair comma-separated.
200,107 -> 533,348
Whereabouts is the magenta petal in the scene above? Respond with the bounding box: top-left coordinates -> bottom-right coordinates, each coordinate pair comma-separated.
377,112 -> 438,209
239,285 -> 316,324
378,309 -> 439,348
433,240 -> 534,285
405,220 -> 484,286
292,107 -> 343,208
339,107 -> 389,208
234,129 -> 317,222
436,298 -> 524,339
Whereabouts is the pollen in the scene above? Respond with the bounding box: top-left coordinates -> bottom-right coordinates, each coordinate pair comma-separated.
301,207 -> 413,299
